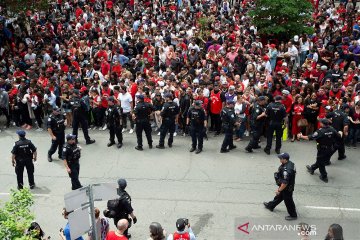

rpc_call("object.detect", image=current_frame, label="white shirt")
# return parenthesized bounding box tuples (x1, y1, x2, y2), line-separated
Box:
(118, 92, 133, 113)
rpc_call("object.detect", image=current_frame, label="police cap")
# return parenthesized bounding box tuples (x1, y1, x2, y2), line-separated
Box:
(194, 100, 202, 106)
(16, 130, 26, 137)
(258, 96, 266, 101)
(164, 93, 173, 99)
(319, 118, 331, 126)
(274, 95, 283, 101)
(117, 178, 127, 190)
(277, 152, 290, 160)
(108, 96, 115, 102)
(66, 134, 76, 141)
(73, 89, 80, 95)
(137, 94, 144, 100)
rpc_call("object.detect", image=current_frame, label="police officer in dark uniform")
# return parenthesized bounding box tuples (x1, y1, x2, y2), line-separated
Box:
(156, 93, 179, 149)
(298, 118, 342, 183)
(220, 99, 239, 153)
(62, 134, 83, 190)
(47, 106, 66, 162)
(106, 96, 123, 148)
(70, 89, 95, 145)
(133, 95, 154, 151)
(104, 178, 137, 239)
(264, 95, 287, 155)
(187, 100, 207, 154)
(245, 96, 267, 153)
(326, 107, 349, 161)
(263, 153, 297, 221)
(11, 130, 37, 189)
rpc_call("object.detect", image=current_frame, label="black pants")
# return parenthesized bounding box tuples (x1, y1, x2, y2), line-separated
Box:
(311, 148, 333, 178)
(265, 122, 283, 151)
(72, 116, 91, 142)
(92, 108, 102, 127)
(334, 137, 346, 159)
(221, 127, 234, 150)
(33, 106, 43, 128)
(122, 112, 134, 129)
(159, 119, 175, 146)
(267, 191, 297, 217)
(247, 126, 262, 150)
(190, 126, 204, 149)
(109, 125, 123, 144)
(68, 162, 82, 190)
(135, 120, 152, 147)
(210, 113, 221, 134)
(0, 107, 10, 127)
(15, 160, 34, 188)
(48, 133, 65, 158)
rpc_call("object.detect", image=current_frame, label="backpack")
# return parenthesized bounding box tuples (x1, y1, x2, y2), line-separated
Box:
(173, 232, 190, 240)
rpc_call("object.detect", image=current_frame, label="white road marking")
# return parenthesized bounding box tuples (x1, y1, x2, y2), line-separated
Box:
(0, 192, 50, 197)
(304, 206, 360, 212)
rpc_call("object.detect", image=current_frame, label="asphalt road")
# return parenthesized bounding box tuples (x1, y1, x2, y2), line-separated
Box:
(0, 127, 359, 240)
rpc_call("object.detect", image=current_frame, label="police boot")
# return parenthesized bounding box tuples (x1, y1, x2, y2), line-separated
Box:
(229, 145, 237, 150)
(245, 146, 253, 153)
(264, 149, 270, 155)
(220, 149, 229, 153)
(306, 165, 314, 175)
(86, 139, 96, 145)
(195, 149, 202, 154)
(189, 147, 196, 152)
(117, 143, 123, 149)
(263, 202, 274, 212)
(338, 155, 347, 160)
(156, 145, 165, 149)
(48, 153, 53, 162)
(135, 146, 143, 151)
(107, 142, 115, 147)
(319, 175, 329, 183)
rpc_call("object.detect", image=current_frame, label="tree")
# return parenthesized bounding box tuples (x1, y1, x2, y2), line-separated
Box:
(249, 0, 314, 40)
(0, 188, 35, 240)
(0, 0, 49, 17)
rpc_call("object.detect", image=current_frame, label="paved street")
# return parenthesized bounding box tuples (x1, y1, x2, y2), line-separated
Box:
(0, 128, 359, 239)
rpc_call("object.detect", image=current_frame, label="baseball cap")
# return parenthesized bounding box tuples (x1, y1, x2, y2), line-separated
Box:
(117, 178, 127, 190)
(16, 130, 26, 137)
(66, 134, 76, 141)
(278, 152, 290, 160)
(176, 218, 187, 231)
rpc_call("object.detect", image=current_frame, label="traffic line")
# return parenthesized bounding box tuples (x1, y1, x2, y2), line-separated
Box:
(0, 192, 50, 197)
(304, 206, 360, 212)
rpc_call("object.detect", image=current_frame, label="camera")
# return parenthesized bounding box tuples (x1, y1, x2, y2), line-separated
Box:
(183, 218, 189, 226)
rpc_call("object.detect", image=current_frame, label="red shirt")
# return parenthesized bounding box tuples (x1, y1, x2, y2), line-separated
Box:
(101, 61, 111, 76)
(106, 231, 128, 240)
(282, 95, 293, 114)
(210, 90, 222, 114)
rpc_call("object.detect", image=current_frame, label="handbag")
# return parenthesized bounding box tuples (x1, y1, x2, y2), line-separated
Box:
(297, 118, 308, 127)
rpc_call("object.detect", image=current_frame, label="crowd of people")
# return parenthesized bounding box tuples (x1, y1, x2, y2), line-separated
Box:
(0, 0, 359, 239)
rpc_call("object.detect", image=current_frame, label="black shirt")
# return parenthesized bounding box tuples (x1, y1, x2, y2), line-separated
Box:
(266, 102, 286, 123)
(47, 114, 65, 134)
(277, 160, 296, 191)
(134, 102, 154, 121)
(251, 103, 266, 126)
(161, 101, 179, 120)
(106, 105, 123, 127)
(187, 107, 206, 127)
(62, 143, 81, 164)
(326, 110, 349, 131)
(11, 138, 37, 161)
(309, 126, 341, 147)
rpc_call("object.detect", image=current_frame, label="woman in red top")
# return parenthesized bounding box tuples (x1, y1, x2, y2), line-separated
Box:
(291, 95, 305, 142)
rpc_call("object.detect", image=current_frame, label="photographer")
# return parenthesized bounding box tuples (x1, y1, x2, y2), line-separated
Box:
(167, 218, 196, 240)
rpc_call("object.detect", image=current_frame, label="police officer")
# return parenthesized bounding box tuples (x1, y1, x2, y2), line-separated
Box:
(298, 118, 342, 183)
(47, 106, 66, 162)
(106, 96, 123, 148)
(245, 96, 267, 153)
(326, 106, 349, 161)
(70, 89, 95, 145)
(263, 153, 297, 221)
(220, 99, 239, 153)
(133, 95, 154, 151)
(187, 100, 207, 154)
(264, 95, 286, 155)
(11, 130, 37, 189)
(104, 178, 137, 239)
(156, 93, 179, 149)
(62, 134, 83, 190)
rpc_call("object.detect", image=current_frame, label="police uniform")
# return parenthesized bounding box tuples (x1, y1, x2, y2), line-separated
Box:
(264, 97, 286, 154)
(62, 135, 82, 190)
(11, 131, 37, 189)
(246, 97, 266, 152)
(220, 100, 237, 152)
(157, 95, 180, 148)
(133, 95, 154, 150)
(106, 101, 123, 148)
(70, 90, 95, 144)
(306, 122, 342, 182)
(187, 103, 206, 153)
(47, 110, 66, 160)
(264, 153, 297, 220)
(326, 109, 349, 160)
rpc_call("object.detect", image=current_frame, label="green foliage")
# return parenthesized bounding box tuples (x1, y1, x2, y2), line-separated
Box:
(1, 0, 49, 16)
(249, 0, 314, 39)
(0, 188, 35, 240)
(197, 16, 214, 40)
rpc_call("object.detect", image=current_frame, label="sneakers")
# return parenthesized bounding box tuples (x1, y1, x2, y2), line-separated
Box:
(86, 139, 96, 145)
(245, 130, 249, 137)
(189, 147, 196, 152)
(157, 132, 160, 136)
(101, 125, 107, 131)
(93, 126, 98, 130)
(173, 132, 177, 137)
(129, 129, 134, 134)
(36, 128, 43, 132)
(306, 165, 314, 175)
(122, 128, 127, 133)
